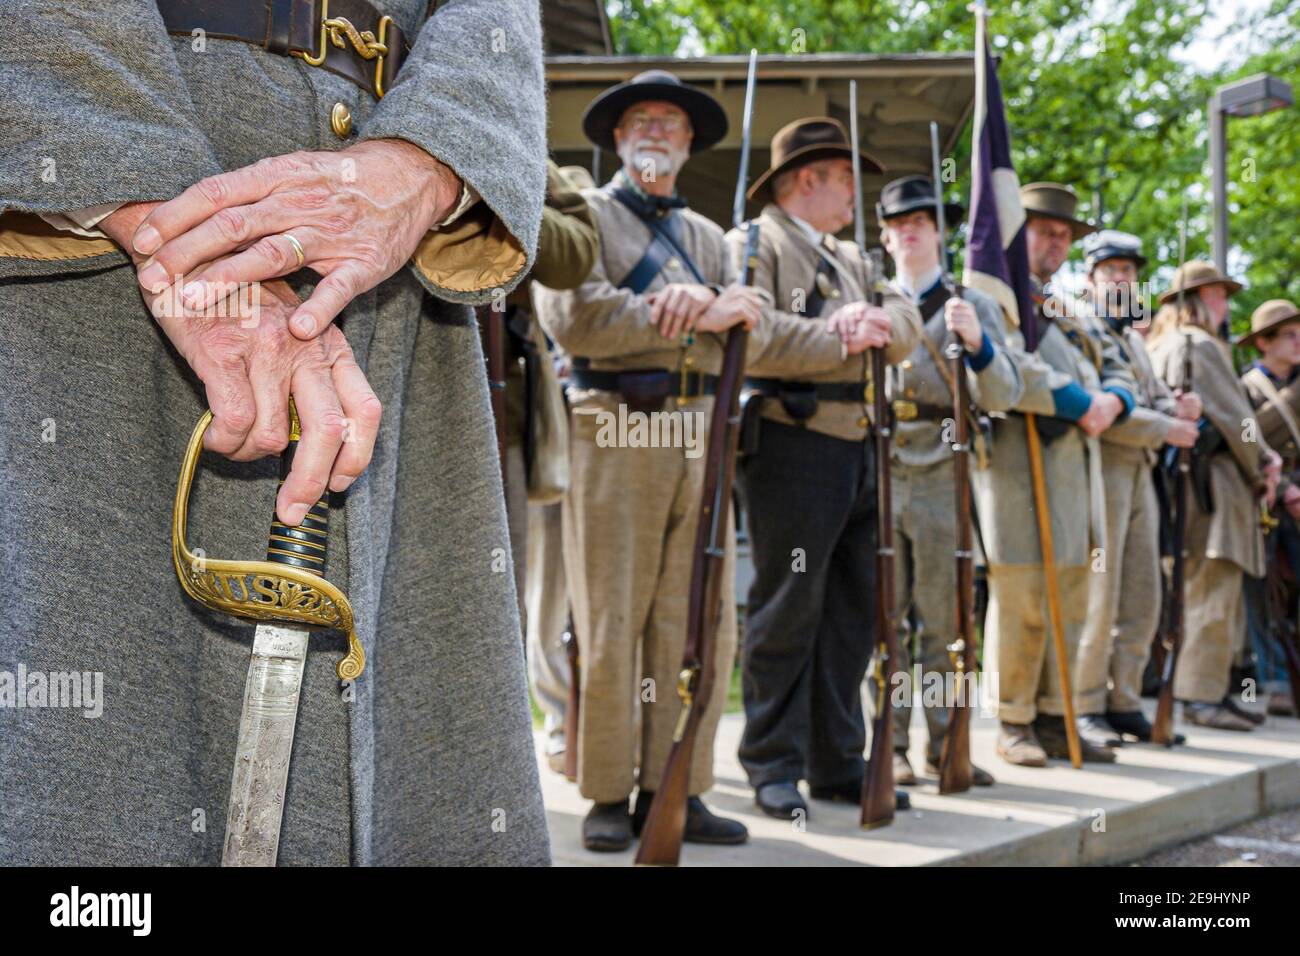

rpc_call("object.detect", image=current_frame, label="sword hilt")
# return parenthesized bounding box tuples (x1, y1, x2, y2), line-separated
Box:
(265, 402, 330, 575)
(172, 402, 365, 680)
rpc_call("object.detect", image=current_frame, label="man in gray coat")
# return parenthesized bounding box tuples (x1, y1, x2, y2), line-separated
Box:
(0, 0, 550, 865)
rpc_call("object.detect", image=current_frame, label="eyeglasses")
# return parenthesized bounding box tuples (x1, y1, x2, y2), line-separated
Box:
(623, 113, 687, 133)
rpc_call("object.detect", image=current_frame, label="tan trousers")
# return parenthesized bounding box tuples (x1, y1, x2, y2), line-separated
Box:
(526, 499, 570, 753)
(891, 460, 957, 760)
(1075, 452, 1161, 714)
(563, 394, 736, 803)
(985, 563, 1090, 724)
(1175, 555, 1244, 703)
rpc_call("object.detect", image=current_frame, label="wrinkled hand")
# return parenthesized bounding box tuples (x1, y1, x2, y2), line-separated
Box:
(104, 202, 381, 527)
(695, 284, 763, 334)
(1165, 418, 1198, 448)
(647, 283, 716, 339)
(1174, 389, 1202, 421)
(1264, 450, 1282, 508)
(944, 298, 983, 352)
(1284, 483, 1300, 520)
(1077, 391, 1123, 438)
(827, 303, 892, 353)
(130, 140, 461, 340)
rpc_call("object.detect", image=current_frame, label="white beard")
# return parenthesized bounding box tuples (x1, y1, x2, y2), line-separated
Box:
(620, 140, 688, 185)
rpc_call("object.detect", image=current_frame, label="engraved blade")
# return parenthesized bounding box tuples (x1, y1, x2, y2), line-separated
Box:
(221, 622, 310, 867)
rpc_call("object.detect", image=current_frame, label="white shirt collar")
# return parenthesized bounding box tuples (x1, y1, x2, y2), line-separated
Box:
(894, 265, 943, 304)
(784, 210, 826, 249)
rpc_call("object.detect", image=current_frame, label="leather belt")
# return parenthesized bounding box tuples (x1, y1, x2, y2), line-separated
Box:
(570, 367, 718, 399)
(156, 0, 410, 99)
(745, 377, 868, 403)
(890, 399, 950, 422)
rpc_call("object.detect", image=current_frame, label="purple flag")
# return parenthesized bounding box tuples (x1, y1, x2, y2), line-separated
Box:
(961, 19, 1039, 350)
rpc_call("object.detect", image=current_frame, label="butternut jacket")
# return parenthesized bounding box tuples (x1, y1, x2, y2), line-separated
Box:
(1242, 364, 1300, 500)
(1094, 317, 1180, 467)
(1150, 327, 1268, 576)
(888, 282, 1025, 469)
(973, 288, 1138, 567)
(532, 183, 768, 388)
(723, 204, 921, 442)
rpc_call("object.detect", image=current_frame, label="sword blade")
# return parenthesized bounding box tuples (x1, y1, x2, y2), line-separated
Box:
(222, 622, 310, 867)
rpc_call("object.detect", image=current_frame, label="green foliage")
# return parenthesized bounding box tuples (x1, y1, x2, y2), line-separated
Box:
(605, 0, 1300, 333)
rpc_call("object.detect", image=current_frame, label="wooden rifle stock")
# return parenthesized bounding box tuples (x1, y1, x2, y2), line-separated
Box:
(562, 611, 580, 782)
(938, 303, 976, 794)
(861, 280, 900, 829)
(634, 223, 758, 866)
(1153, 336, 1194, 745)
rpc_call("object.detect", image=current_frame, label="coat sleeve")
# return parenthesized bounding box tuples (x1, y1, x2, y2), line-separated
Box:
(0, 1, 223, 215)
(527, 163, 598, 292)
(963, 288, 1024, 413)
(1168, 336, 1271, 487)
(1103, 407, 1175, 448)
(1004, 332, 1082, 417)
(728, 226, 846, 377)
(369, 0, 546, 303)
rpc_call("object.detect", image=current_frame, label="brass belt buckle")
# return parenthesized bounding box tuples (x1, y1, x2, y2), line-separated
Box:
(294, 0, 395, 97)
(892, 399, 919, 422)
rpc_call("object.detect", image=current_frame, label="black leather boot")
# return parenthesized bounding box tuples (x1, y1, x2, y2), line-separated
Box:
(582, 799, 632, 852)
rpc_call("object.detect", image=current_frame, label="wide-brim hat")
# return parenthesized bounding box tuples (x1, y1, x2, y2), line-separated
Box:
(1020, 182, 1096, 240)
(581, 70, 728, 154)
(1237, 298, 1300, 350)
(875, 174, 964, 227)
(746, 117, 883, 202)
(1157, 259, 1244, 305)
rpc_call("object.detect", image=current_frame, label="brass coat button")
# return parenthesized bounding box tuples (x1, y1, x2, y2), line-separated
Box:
(330, 102, 354, 139)
(857, 416, 869, 428)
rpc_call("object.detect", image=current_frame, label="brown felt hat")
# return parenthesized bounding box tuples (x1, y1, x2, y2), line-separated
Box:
(1157, 259, 1244, 305)
(1020, 182, 1096, 240)
(1237, 299, 1300, 350)
(746, 117, 883, 202)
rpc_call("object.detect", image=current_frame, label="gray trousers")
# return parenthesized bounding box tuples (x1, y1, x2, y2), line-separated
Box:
(736, 417, 878, 790)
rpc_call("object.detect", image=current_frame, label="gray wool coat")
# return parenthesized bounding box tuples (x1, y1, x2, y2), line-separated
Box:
(0, 0, 551, 865)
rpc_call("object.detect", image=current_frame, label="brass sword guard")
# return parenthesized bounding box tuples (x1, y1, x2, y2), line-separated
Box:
(171, 409, 366, 680)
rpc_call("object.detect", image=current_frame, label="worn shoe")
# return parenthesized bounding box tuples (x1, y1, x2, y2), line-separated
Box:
(545, 750, 566, 775)
(755, 781, 808, 820)
(1078, 713, 1124, 748)
(808, 779, 911, 811)
(582, 800, 632, 852)
(1267, 691, 1297, 717)
(924, 758, 996, 786)
(1107, 709, 1184, 745)
(996, 722, 1047, 767)
(1222, 695, 1266, 726)
(1035, 715, 1116, 763)
(1184, 702, 1255, 732)
(632, 792, 749, 845)
(894, 750, 918, 786)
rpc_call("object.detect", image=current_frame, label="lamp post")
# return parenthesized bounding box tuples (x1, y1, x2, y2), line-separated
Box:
(1209, 73, 1293, 272)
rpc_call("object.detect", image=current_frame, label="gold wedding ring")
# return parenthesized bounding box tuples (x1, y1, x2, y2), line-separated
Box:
(284, 233, 305, 269)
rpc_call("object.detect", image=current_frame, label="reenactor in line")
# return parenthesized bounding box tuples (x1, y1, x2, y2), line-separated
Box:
(983, 183, 1138, 766)
(1147, 262, 1281, 731)
(533, 71, 764, 852)
(874, 174, 1024, 786)
(1072, 231, 1200, 746)
(722, 118, 921, 820)
(1239, 299, 1300, 718)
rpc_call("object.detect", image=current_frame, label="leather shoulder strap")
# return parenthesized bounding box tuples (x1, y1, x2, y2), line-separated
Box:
(1245, 366, 1300, 453)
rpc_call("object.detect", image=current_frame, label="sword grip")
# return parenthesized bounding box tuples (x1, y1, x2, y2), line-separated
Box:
(265, 402, 329, 576)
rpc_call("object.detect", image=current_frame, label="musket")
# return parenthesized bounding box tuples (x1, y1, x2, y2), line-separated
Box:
(852, 79, 901, 828)
(635, 49, 760, 866)
(561, 610, 580, 781)
(481, 304, 508, 482)
(927, 121, 977, 794)
(1153, 194, 1192, 746)
(171, 400, 365, 865)
(860, 246, 901, 828)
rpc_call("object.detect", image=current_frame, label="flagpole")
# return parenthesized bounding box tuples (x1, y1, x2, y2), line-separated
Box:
(969, 0, 1083, 769)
